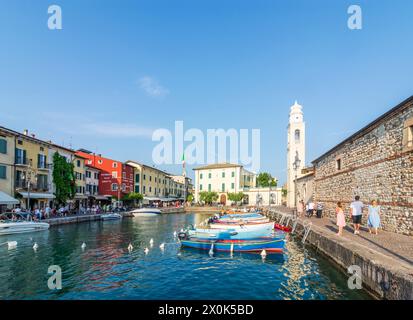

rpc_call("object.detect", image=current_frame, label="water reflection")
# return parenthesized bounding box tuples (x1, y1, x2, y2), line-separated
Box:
(0, 213, 372, 300)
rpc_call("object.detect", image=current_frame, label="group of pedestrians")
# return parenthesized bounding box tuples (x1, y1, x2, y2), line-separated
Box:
(336, 196, 381, 237)
(297, 200, 324, 219)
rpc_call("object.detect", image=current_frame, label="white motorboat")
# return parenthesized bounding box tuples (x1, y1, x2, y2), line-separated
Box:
(209, 221, 274, 232)
(130, 208, 162, 217)
(100, 213, 122, 220)
(0, 221, 50, 236)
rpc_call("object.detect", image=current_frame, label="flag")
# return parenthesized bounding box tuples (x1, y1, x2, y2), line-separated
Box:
(182, 153, 186, 177)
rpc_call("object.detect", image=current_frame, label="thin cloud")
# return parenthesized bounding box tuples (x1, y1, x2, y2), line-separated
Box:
(42, 112, 154, 138)
(138, 76, 170, 98)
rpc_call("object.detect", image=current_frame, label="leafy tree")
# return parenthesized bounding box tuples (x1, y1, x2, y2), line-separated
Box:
(52, 152, 76, 205)
(121, 192, 143, 207)
(187, 194, 194, 202)
(199, 191, 219, 205)
(227, 192, 245, 205)
(256, 172, 277, 188)
(281, 188, 288, 197)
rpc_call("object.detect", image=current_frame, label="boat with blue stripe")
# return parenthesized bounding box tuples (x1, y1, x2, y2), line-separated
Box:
(179, 237, 285, 253)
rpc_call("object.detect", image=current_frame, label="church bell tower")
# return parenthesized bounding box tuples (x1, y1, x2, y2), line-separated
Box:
(286, 101, 306, 208)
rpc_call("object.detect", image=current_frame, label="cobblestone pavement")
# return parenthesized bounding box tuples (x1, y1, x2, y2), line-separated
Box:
(269, 206, 413, 268)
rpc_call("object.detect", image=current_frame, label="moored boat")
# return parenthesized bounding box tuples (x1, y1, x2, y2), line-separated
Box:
(209, 221, 274, 231)
(101, 213, 122, 220)
(130, 208, 162, 217)
(187, 226, 274, 240)
(0, 221, 50, 236)
(180, 237, 285, 253)
(274, 223, 292, 233)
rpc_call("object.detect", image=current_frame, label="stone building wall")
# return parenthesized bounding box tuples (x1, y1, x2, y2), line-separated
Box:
(313, 97, 413, 236)
(295, 173, 315, 207)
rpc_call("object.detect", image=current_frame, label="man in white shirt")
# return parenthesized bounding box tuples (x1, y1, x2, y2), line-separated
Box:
(307, 201, 315, 217)
(350, 196, 364, 235)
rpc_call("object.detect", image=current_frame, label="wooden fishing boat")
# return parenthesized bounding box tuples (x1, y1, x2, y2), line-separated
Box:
(187, 226, 274, 240)
(180, 237, 285, 253)
(274, 223, 292, 233)
(213, 217, 270, 224)
(209, 221, 274, 231)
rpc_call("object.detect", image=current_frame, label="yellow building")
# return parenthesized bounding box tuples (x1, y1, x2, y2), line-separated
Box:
(73, 154, 87, 208)
(0, 127, 55, 209)
(125, 160, 170, 198)
(0, 127, 16, 198)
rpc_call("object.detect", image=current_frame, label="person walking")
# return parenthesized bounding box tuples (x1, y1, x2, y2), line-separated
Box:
(336, 202, 346, 236)
(45, 205, 51, 219)
(316, 202, 323, 218)
(350, 196, 364, 235)
(307, 201, 315, 218)
(367, 200, 381, 235)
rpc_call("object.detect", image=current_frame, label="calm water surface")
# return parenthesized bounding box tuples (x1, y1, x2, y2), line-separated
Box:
(0, 213, 371, 300)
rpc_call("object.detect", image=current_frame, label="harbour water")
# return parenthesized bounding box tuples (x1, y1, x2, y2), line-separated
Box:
(0, 212, 371, 300)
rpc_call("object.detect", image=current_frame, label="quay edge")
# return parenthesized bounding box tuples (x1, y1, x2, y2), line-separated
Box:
(266, 210, 413, 300)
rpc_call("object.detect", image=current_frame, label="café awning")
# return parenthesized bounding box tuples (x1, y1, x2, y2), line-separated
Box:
(18, 192, 55, 199)
(0, 191, 19, 205)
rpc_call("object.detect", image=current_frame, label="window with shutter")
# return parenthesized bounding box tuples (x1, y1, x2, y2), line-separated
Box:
(0, 165, 6, 179)
(0, 138, 7, 154)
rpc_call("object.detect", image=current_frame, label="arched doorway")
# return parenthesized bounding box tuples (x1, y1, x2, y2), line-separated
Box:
(220, 194, 227, 205)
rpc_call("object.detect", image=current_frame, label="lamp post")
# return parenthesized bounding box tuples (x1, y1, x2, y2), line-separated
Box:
(292, 152, 301, 210)
(25, 159, 35, 213)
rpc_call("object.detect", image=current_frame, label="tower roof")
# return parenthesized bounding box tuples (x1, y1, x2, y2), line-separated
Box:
(290, 100, 303, 114)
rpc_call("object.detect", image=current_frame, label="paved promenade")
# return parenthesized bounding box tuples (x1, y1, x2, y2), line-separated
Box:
(265, 206, 413, 300)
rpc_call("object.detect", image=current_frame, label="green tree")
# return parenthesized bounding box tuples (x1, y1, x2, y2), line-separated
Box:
(256, 172, 277, 188)
(227, 192, 245, 205)
(199, 191, 219, 205)
(52, 152, 76, 205)
(187, 194, 194, 203)
(121, 192, 143, 206)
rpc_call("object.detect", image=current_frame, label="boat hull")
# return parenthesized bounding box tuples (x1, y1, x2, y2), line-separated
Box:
(131, 208, 162, 217)
(188, 227, 273, 240)
(101, 213, 122, 220)
(180, 238, 284, 253)
(209, 221, 274, 231)
(0, 222, 50, 236)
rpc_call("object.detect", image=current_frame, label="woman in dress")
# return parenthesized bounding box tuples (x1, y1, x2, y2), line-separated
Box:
(336, 202, 346, 236)
(367, 200, 381, 235)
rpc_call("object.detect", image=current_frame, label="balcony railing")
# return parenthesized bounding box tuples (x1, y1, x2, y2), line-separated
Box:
(15, 180, 27, 189)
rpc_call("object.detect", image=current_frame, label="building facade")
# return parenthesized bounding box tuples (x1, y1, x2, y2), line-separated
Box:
(295, 169, 315, 207)
(0, 128, 15, 198)
(126, 160, 185, 198)
(77, 150, 134, 200)
(6, 128, 55, 209)
(73, 154, 87, 208)
(286, 101, 306, 208)
(193, 163, 256, 205)
(243, 187, 283, 207)
(312, 96, 413, 236)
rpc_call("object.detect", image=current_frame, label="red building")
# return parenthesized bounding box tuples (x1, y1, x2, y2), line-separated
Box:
(76, 149, 134, 200)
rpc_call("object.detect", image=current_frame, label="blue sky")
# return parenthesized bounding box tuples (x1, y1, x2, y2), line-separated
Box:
(1, 0, 412, 185)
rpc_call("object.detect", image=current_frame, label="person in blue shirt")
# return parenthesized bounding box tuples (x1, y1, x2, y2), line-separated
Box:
(367, 200, 381, 235)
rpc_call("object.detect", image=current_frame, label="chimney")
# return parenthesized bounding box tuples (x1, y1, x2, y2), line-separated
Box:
(23, 129, 28, 135)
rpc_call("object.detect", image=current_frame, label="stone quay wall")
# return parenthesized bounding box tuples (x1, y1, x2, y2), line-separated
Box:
(313, 98, 413, 236)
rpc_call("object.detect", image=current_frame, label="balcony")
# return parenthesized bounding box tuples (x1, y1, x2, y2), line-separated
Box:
(36, 183, 49, 192)
(15, 179, 27, 189)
